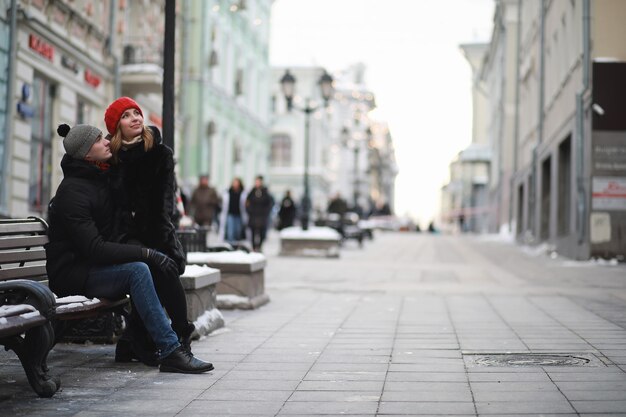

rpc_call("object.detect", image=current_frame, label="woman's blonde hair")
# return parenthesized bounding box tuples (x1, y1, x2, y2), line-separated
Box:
(109, 124, 155, 163)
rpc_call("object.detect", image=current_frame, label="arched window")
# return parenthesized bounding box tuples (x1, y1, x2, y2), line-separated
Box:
(270, 134, 291, 167)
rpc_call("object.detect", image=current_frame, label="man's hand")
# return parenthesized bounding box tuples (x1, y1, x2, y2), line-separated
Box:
(142, 248, 179, 279)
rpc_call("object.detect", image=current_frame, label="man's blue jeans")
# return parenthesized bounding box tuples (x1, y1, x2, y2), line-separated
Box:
(85, 262, 179, 358)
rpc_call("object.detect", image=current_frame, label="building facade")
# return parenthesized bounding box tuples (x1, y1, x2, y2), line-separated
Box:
(180, 0, 272, 196)
(0, 0, 13, 215)
(480, 0, 519, 234)
(441, 43, 491, 233)
(444, 0, 626, 260)
(269, 66, 334, 215)
(2, 0, 114, 218)
(514, 0, 626, 259)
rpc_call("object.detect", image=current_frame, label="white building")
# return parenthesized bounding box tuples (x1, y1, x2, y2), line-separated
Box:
(3, 0, 114, 218)
(180, 0, 273, 194)
(269, 66, 334, 215)
(269, 63, 397, 219)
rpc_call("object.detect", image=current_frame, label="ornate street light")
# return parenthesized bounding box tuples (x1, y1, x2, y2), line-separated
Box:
(280, 69, 334, 230)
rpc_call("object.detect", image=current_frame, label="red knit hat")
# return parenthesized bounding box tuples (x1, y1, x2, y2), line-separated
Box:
(104, 96, 143, 135)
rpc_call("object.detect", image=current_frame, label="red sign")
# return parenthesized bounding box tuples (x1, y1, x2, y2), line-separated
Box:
(149, 114, 162, 128)
(84, 69, 101, 88)
(29, 34, 54, 61)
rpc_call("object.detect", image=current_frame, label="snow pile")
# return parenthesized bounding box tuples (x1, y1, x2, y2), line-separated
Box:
(182, 264, 220, 277)
(558, 257, 621, 267)
(55, 295, 91, 304)
(193, 308, 224, 334)
(280, 226, 341, 241)
(0, 304, 37, 316)
(56, 303, 85, 312)
(187, 251, 265, 265)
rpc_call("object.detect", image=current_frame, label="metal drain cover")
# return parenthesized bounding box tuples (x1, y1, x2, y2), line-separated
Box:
(464, 353, 599, 367)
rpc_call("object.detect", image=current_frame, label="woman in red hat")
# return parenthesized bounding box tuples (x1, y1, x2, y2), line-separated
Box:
(104, 96, 195, 365)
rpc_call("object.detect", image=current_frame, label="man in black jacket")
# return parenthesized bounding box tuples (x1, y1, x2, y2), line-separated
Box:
(46, 123, 213, 374)
(246, 175, 273, 252)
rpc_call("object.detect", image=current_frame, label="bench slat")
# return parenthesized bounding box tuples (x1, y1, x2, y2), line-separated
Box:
(0, 248, 47, 265)
(0, 314, 47, 338)
(0, 304, 38, 317)
(55, 297, 129, 320)
(0, 235, 49, 250)
(0, 265, 47, 282)
(0, 222, 47, 236)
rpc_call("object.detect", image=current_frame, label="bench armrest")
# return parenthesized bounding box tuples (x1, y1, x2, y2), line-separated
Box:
(0, 279, 57, 320)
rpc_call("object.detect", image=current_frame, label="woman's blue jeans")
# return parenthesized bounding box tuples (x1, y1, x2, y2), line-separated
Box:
(85, 262, 179, 358)
(225, 214, 243, 243)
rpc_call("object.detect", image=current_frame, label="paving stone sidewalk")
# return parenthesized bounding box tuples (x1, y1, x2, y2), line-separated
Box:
(1, 232, 625, 416)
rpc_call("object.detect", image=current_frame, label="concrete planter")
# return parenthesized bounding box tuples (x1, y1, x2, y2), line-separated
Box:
(180, 265, 224, 336)
(187, 252, 270, 310)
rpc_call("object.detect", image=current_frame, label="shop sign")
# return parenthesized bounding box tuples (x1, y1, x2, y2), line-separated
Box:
(592, 177, 626, 211)
(29, 34, 54, 61)
(84, 69, 101, 88)
(61, 56, 79, 74)
(149, 114, 162, 128)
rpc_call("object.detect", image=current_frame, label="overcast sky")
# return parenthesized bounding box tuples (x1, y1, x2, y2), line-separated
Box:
(269, 0, 495, 226)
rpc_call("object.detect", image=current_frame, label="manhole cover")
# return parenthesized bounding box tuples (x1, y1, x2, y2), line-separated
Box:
(464, 353, 599, 367)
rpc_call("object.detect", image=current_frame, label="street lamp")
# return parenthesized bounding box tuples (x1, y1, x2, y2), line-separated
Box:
(280, 69, 334, 230)
(342, 126, 369, 214)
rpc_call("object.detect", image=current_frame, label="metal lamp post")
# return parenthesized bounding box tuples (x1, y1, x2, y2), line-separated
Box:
(280, 70, 334, 230)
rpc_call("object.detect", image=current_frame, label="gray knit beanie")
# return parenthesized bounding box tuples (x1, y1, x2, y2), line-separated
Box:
(57, 123, 102, 159)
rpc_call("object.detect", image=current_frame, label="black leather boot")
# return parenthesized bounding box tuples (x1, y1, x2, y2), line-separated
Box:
(178, 323, 196, 352)
(160, 346, 214, 374)
(115, 321, 158, 367)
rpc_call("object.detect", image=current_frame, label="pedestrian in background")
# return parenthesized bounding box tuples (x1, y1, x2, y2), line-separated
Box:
(105, 96, 195, 364)
(327, 192, 349, 237)
(219, 177, 247, 244)
(47, 123, 212, 374)
(277, 190, 297, 230)
(246, 175, 273, 252)
(190, 175, 221, 229)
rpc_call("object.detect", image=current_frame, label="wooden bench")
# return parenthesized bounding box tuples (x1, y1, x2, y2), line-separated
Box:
(0, 217, 129, 398)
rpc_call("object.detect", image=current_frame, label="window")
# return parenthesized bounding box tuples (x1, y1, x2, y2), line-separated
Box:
(234, 68, 244, 96)
(270, 134, 291, 167)
(233, 141, 242, 164)
(29, 75, 54, 213)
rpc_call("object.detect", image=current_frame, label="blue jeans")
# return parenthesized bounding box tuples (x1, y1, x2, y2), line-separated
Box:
(85, 262, 179, 358)
(225, 214, 242, 243)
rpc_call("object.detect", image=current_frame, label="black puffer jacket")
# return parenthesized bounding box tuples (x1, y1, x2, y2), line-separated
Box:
(117, 127, 186, 273)
(45, 155, 144, 297)
(246, 186, 273, 229)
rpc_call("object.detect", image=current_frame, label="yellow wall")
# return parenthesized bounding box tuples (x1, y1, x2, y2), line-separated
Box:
(592, 0, 626, 60)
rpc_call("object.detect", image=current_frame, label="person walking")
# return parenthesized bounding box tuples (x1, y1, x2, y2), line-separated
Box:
(246, 175, 273, 252)
(104, 96, 195, 363)
(277, 190, 297, 230)
(219, 177, 248, 244)
(190, 175, 221, 229)
(327, 192, 349, 237)
(46, 123, 213, 374)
